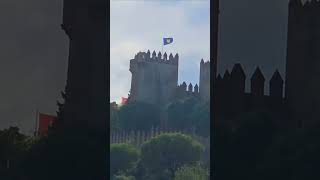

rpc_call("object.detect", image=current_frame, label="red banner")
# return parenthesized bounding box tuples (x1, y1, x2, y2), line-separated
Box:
(121, 97, 128, 105)
(38, 113, 57, 136)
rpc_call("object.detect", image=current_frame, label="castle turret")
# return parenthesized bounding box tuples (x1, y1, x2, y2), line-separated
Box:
(251, 67, 265, 96)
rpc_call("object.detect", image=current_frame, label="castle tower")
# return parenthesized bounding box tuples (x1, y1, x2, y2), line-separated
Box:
(129, 51, 179, 106)
(199, 59, 210, 101)
(60, 0, 107, 131)
(285, 0, 320, 127)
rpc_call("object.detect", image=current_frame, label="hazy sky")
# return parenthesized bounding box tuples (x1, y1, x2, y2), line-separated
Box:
(110, 0, 210, 103)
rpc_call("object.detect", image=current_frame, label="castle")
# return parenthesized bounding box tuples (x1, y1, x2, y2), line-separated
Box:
(127, 50, 210, 106)
(126, 0, 320, 129)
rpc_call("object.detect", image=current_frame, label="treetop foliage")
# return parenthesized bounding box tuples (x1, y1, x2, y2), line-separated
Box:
(174, 163, 209, 180)
(110, 143, 140, 176)
(117, 102, 161, 131)
(140, 133, 204, 179)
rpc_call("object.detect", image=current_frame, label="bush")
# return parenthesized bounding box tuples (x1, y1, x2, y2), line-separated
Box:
(167, 97, 199, 130)
(110, 143, 140, 176)
(174, 164, 209, 180)
(141, 133, 204, 179)
(118, 102, 161, 131)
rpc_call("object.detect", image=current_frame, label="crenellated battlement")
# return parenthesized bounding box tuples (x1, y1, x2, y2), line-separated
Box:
(133, 50, 179, 65)
(215, 63, 284, 98)
(175, 82, 200, 99)
(200, 59, 210, 67)
(177, 82, 200, 94)
(214, 63, 288, 129)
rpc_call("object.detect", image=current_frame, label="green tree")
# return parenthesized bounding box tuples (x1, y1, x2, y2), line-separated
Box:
(167, 97, 200, 130)
(110, 102, 120, 130)
(118, 102, 161, 131)
(174, 164, 209, 180)
(0, 127, 31, 179)
(110, 143, 140, 176)
(189, 101, 210, 137)
(141, 133, 204, 179)
(21, 127, 107, 180)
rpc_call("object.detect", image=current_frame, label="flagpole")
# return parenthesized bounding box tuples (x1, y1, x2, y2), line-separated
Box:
(162, 44, 163, 55)
(162, 37, 164, 54)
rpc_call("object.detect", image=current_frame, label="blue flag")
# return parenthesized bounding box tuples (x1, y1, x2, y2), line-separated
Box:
(163, 37, 173, 45)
